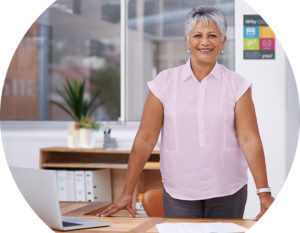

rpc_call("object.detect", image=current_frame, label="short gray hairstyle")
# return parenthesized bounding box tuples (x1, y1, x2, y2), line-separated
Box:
(185, 5, 227, 41)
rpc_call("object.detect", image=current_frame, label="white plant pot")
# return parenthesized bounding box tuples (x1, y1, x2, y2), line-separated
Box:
(79, 128, 97, 148)
(67, 122, 80, 148)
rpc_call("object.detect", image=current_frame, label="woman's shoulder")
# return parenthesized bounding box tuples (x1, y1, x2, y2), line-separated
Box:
(220, 64, 252, 101)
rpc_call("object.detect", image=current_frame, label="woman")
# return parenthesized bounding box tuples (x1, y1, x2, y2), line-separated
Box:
(98, 5, 274, 220)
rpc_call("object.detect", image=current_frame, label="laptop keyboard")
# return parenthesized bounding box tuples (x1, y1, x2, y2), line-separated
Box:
(62, 221, 82, 227)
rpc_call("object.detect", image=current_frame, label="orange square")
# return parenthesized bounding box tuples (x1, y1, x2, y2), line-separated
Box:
(259, 26, 275, 38)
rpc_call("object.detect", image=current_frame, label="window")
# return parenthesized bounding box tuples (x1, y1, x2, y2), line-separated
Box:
(127, 0, 234, 120)
(0, 0, 234, 122)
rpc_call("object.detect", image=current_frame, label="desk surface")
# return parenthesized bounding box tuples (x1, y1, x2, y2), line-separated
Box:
(55, 202, 256, 233)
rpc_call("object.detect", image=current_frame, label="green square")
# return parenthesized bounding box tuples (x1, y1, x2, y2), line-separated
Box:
(244, 38, 259, 50)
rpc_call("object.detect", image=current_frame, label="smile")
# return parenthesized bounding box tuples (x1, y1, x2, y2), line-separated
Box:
(197, 48, 213, 53)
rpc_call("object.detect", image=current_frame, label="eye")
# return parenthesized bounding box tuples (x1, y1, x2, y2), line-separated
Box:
(193, 34, 201, 38)
(209, 34, 217, 38)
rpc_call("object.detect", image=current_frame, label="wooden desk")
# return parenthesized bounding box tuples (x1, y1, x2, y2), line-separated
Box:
(55, 202, 256, 233)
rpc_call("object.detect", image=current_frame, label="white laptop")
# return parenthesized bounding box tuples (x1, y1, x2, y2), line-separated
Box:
(10, 167, 110, 231)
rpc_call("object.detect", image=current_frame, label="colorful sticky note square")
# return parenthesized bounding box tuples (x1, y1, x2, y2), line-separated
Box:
(244, 38, 259, 50)
(259, 26, 275, 38)
(244, 26, 259, 38)
(260, 38, 275, 50)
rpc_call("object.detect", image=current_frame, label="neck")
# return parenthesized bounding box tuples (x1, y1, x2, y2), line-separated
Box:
(190, 58, 216, 82)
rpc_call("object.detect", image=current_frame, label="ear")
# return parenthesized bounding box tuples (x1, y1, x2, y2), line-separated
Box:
(185, 36, 189, 49)
(221, 36, 227, 49)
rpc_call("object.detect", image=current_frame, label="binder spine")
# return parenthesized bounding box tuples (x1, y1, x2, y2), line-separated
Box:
(56, 169, 112, 202)
(56, 170, 67, 201)
(85, 171, 94, 202)
(66, 170, 75, 201)
(74, 171, 86, 201)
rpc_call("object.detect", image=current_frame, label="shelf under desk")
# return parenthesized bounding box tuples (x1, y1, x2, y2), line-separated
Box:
(40, 147, 160, 169)
(40, 147, 162, 206)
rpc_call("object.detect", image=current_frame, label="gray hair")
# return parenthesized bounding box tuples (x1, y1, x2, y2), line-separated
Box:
(185, 5, 227, 41)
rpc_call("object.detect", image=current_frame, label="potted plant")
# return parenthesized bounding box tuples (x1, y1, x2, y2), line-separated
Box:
(51, 79, 104, 148)
(52, 79, 103, 121)
(78, 116, 102, 148)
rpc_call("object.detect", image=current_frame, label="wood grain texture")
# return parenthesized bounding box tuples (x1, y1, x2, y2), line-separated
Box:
(41, 147, 159, 154)
(52, 202, 256, 233)
(40, 147, 160, 170)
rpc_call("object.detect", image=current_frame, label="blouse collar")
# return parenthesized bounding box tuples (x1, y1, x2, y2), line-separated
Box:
(181, 58, 221, 82)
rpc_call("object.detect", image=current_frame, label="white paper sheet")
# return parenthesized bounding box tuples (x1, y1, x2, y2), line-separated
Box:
(156, 222, 248, 233)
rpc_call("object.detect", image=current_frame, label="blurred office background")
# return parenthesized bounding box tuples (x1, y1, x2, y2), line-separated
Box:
(0, 0, 235, 121)
(0, 0, 299, 219)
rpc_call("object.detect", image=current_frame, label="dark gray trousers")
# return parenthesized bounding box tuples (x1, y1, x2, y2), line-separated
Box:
(163, 185, 247, 219)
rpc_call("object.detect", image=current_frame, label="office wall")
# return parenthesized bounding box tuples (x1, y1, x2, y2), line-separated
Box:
(235, 1, 299, 218)
(285, 59, 300, 176)
(2, 125, 66, 168)
(1, 122, 140, 169)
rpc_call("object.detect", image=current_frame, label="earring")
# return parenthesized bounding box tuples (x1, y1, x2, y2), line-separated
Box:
(187, 49, 190, 54)
(221, 49, 224, 54)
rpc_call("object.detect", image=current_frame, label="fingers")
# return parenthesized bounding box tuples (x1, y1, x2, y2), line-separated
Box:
(254, 211, 264, 221)
(100, 207, 118, 217)
(255, 196, 275, 221)
(96, 204, 139, 218)
(127, 206, 139, 218)
(96, 204, 119, 217)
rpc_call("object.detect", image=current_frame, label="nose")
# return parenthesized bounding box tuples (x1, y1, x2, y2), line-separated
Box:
(200, 37, 209, 46)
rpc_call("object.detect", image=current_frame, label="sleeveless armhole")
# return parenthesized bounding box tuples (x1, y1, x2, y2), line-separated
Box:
(235, 74, 252, 102)
(147, 72, 165, 104)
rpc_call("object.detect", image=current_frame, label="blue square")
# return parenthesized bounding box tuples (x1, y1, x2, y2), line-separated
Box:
(244, 26, 259, 38)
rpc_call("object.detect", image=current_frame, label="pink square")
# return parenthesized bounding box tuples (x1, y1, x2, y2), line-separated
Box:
(260, 38, 275, 50)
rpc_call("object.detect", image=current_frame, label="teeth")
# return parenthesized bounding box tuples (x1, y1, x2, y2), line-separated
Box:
(198, 48, 212, 53)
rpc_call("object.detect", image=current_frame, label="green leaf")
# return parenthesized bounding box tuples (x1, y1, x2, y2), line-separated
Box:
(77, 80, 86, 117)
(50, 100, 77, 120)
(52, 78, 103, 121)
(73, 80, 79, 97)
(87, 88, 102, 113)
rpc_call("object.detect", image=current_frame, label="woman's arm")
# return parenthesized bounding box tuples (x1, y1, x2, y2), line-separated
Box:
(235, 88, 274, 220)
(97, 90, 164, 217)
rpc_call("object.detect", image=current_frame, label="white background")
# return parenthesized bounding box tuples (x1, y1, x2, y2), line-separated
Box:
(0, 0, 299, 232)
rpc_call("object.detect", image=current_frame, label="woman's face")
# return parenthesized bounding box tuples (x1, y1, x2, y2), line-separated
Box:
(186, 21, 226, 66)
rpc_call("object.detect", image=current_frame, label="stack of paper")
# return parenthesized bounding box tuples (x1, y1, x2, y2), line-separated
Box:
(156, 222, 248, 233)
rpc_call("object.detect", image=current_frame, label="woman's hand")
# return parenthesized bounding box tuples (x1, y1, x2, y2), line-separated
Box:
(255, 193, 275, 221)
(96, 193, 138, 218)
